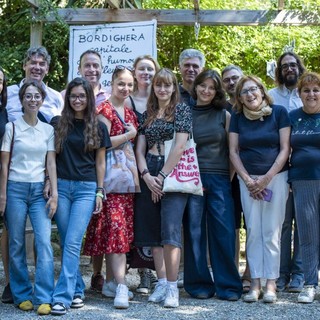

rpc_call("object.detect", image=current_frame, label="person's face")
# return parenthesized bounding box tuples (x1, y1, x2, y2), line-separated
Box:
(69, 85, 87, 117)
(112, 70, 134, 101)
(196, 78, 216, 105)
(280, 55, 300, 87)
(0, 71, 4, 94)
(154, 80, 175, 104)
(78, 53, 102, 86)
(300, 82, 320, 112)
(179, 57, 202, 85)
(23, 54, 49, 83)
(115, 150, 126, 163)
(239, 80, 264, 111)
(134, 59, 156, 87)
(22, 85, 43, 114)
(222, 69, 242, 96)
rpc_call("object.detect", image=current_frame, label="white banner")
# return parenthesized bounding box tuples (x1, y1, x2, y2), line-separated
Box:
(68, 20, 157, 88)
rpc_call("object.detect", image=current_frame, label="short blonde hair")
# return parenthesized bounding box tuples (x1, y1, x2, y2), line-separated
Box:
(234, 75, 273, 113)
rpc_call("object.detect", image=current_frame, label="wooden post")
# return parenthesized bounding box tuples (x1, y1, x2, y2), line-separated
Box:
(27, 0, 43, 46)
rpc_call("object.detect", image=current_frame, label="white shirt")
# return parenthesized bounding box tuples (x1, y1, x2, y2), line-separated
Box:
(1, 116, 55, 182)
(7, 79, 64, 122)
(268, 85, 303, 112)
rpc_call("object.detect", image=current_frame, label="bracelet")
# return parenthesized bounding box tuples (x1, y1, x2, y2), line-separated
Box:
(159, 170, 167, 179)
(96, 187, 105, 193)
(45, 175, 50, 181)
(124, 133, 128, 142)
(140, 168, 149, 178)
(96, 192, 104, 199)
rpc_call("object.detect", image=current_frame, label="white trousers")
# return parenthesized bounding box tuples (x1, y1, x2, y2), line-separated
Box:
(239, 171, 289, 279)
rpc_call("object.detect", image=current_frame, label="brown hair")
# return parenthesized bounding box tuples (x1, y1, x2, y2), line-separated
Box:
(234, 75, 273, 113)
(144, 68, 180, 127)
(297, 72, 320, 94)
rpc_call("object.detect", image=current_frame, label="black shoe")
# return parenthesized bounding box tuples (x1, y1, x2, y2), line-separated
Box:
(71, 295, 84, 308)
(1, 284, 14, 304)
(51, 302, 67, 316)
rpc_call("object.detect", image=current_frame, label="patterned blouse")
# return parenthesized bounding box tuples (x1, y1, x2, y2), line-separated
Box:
(139, 102, 192, 153)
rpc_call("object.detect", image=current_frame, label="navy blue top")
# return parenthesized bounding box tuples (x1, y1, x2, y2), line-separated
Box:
(229, 104, 290, 175)
(289, 107, 320, 181)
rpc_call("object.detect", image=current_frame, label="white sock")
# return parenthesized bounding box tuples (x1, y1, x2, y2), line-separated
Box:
(158, 278, 167, 286)
(167, 280, 178, 289)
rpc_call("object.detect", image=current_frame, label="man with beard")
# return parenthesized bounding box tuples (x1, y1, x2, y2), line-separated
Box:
(178, 49, 205, 107)
(269, 52, 306, 293)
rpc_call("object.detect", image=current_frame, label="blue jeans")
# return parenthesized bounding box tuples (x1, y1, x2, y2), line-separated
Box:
(52, 179, 96, 307)
(279, 192, 304, 281)
(5, 181, 54, 305)
(183, 174, 242, 300)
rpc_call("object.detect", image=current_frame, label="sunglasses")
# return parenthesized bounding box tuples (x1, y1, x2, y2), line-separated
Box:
(113, 65, 134, 75)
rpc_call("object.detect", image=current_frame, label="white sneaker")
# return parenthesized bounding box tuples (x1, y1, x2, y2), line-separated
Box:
(102, 280, 133, 300)
(148, 283, 167, 303)
(164, 286, 179, 308)
(298, 285, 316, 303)
(114, 284, 129, 309)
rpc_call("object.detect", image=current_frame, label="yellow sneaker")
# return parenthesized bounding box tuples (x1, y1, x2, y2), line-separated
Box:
(18, 300, 33, 311)
(37, 303, 51, 315)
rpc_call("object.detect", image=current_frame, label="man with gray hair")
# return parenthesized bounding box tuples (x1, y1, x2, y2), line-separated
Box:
(178, 48, 205, 106)
(6, 46, 63, 122)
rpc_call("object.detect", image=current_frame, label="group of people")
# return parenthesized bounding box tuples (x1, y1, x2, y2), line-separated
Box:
(0, 44, 319, 317)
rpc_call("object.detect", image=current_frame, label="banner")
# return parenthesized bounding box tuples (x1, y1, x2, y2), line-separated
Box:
(68, 20, 157, 87)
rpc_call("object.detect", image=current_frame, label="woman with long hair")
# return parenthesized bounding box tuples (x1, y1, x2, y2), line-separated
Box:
(183, 69, 242, 301)
(135, 68, 192, 308)
(83, 66, 138, 309)
(50, 77, 110, 316)
(0, 80, 57, 315)
(229, 75, 290, 303)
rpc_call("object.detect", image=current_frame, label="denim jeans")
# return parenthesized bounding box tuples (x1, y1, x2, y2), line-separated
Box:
(52, 179, 96, 308)
(5, 181, 54, 305)
(183, 173, 242, 300)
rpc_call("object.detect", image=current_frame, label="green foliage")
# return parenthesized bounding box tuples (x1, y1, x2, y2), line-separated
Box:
(0, 0, 320, 90)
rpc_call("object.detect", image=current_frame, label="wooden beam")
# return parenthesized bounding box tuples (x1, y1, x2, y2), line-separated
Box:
(106, 0, 120, 9)
(44, 9, 320, 26)
(278, 0, 285, 11)
(25, 0, 40, 9)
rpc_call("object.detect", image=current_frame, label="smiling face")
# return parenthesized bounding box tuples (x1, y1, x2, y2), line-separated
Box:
(69, 85, 87, 118)
(22, 85, 43, 115)
(111, 69, 134, 101)
(154, 80, 175, 105)
(239, 80, 264, 111)
(78, 53, 102, 87)
(23, 54, 49, 84)
(300, 82, 320, 113)
(180, 57, 202, 85)
(134, 59, 156, 87)
(222, 69, 242, 97)
(196, 78, 216, 105)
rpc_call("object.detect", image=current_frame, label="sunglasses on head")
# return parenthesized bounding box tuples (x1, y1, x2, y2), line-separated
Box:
(113, 65, 134, 74)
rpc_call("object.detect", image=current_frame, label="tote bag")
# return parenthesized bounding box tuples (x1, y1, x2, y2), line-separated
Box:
(163, 133, 203, 196)
(104, 141, 141, 194)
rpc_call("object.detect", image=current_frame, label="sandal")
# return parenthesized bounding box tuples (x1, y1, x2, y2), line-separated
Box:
(242, 277, 251, 294)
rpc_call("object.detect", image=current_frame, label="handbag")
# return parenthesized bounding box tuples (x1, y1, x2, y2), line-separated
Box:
(104, 109, 140, 194)
(127, 246, 155, 270)
(163, 132, 203, 196)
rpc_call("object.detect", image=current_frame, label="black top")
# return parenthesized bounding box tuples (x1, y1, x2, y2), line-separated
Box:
(51, 117, 111, 181)
(193, 104, 229, 174)
(0, 108, 8, 142)
(179, 84, 196, 108)
(129, 95, 143, 124)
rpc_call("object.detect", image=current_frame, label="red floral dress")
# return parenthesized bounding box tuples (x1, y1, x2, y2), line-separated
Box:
(83, 100, 138, 254)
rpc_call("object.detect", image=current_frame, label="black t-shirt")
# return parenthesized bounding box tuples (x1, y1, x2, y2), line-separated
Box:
(0, 107, 8, 142)
(51, 117, 111, 181)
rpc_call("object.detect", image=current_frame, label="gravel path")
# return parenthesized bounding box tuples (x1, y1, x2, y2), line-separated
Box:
(1, 257, 320, 319)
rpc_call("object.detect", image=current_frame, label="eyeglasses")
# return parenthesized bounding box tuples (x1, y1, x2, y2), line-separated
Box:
(222, 75, 240, 84)
(113, 65, 134, 74)
(69, 94, 87, 101)
(240, 86, 260, 96)
(24, 93, 42, 101)
(281, 62, 298, 71)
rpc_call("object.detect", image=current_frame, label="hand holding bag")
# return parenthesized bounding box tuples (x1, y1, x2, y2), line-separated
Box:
(163, 132, 203, 196)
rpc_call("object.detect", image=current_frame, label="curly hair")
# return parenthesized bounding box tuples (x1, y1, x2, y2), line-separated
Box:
(55, 77, 100, 153)
(234, 75, 274, 113)
(144, 68, 180, 127)
(275, 52, 306, 85)
(191, 69, 227, 109)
